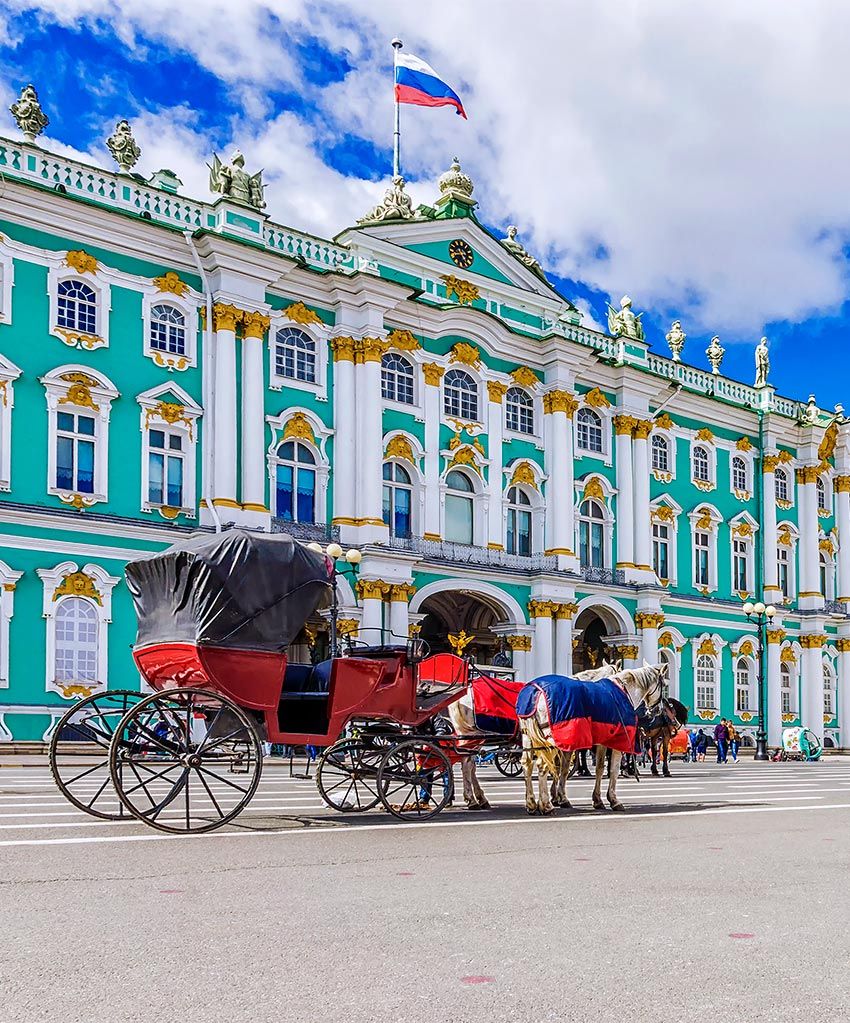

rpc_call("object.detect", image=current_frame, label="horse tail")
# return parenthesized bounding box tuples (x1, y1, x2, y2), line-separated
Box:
(522, 711, 560, 777)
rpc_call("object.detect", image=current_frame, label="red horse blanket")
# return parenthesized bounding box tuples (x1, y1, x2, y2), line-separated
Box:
(517, 674, 638, 753)
(470, 674, 525, 735)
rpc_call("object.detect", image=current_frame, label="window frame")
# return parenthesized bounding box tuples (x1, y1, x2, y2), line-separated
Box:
(575, 406, 605, 456)
(0, 238, 15, 326)
(823, 659, 836, 717)
(381, 351, 416, 407)
(268, 316, 328, 399)
(273, 439, 319, 524)
(137, 385, 202, 519)
(265, 411, 331, 522)
(692, 443, 713, 486)
(577, 497, 608, 570)
(651, 433, 670, 473)
(735, 657, 754, 713)
(442, 467, 482, 546)
(0, 559, 22, 689)
(382, 459, 416, 539)
(695, 654, 719, 711)
(443, 368, 480, 423)
(48, 261, 111, 350)
(505, 484, 535, 556)
(775, 466, 792, 505)
(731, 455, 750, 495)
(142, 290, 199, 372)
(505, 386, 535, 437)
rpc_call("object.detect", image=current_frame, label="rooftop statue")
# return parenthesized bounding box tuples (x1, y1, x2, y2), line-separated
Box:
(706, 335, 725, 374)
(209, 149, 266, 210)
(665, 319, 686, 361)
(9, 83, 49, 143)
(357, 175, 415, 224)
(502, 226, 545, 279)
(106, 119, 141, 174)
(607, 295, 645, 341)
(754, 336, 770, 389)
(803, 394, 818, 424)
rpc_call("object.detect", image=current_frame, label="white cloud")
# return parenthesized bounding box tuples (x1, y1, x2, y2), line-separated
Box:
(6, 0, 850, 337)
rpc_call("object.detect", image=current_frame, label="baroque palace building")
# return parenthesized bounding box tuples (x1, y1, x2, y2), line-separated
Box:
(1, 93, 849, 747)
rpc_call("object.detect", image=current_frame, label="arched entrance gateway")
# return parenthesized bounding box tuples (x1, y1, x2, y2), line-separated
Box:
(417, 590, 507, 664)
(572, 599, 637, 674)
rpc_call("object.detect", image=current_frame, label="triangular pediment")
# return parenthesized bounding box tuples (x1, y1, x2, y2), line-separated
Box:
(338, 215, 573, 309)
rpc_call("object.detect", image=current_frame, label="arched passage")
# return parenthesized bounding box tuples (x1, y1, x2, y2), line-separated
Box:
(411, 580, 523, 665)
(573, 597, 634, 673)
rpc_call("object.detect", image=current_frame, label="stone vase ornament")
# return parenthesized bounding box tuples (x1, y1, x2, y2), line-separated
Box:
(706, 335, 725, 374)
(106, 120, 141, 174)
(9, 83, 49, 143)
(666, 320, 686, 361)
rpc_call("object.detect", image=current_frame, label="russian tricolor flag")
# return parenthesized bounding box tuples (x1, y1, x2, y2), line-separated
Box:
(395, 52, 467, 119)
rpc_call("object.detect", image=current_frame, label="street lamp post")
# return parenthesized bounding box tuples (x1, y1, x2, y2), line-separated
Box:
(307, 542, 361, 658)
(742, 599, 776, 761)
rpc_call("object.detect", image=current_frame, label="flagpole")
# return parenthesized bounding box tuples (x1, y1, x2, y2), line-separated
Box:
(391, 37, 402, 178)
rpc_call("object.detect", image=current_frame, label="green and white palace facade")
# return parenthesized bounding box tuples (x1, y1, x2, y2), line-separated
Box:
(0, 117, 849, 748)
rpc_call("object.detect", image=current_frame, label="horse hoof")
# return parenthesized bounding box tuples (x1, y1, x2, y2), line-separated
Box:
(592, 800, 605, 811)
(479, 800, 492, 810)
(525, 803, 538, 815)
(541, 805, 555, 816)
(610, 802, 626, 813)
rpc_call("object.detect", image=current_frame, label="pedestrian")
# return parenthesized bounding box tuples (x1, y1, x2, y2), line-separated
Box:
(688, 728, 699, 763)
(696, 728, 708, 762)
(728, 723, 740, 763)
(714, 718, 729, 763)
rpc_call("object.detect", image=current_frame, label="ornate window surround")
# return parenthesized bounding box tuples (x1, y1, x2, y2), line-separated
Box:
(47, 252, 114, 351)
(503, 384, 541, 442)
(776, 520, 799, 602)
(137, 384, 203, 519)
(41, 365, 119, 509)
(657, 625, 686, 699)
(266, 408, 332, 523)
(690, 437, 717, 492)
(689, 633, 728, 715)
(268, 313, 330, 400)
(439, 464, 487, 547)
(0, 235, 15, 326)
(651, 432, 676, 482)
(573, 474, 616, 570)
(37, 561, 120, 700)
(141, 283, 200, 372)
(688, 503, 722, 593)
(650, 497, 682, 587)
(574, 400, 612, 464)
(729, 512, 759, 597)
(779, 641, 801, 715)
(500, 472, 545, 555)
(382, 454, 424, 538)
(0, 353, 21, 492)
(729, 448, 754, 500)
(0, 560, 22, 689)
(442, 365, 482, 425)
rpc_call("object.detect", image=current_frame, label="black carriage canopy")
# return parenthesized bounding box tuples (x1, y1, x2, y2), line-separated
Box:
(125, 529, 332, 652)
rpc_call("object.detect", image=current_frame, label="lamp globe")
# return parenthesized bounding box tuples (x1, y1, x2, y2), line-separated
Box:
(753, 601, 766, 615)
(742, 602, 754, 615)
(307, 542, 323, 553)
(326, 542, 343, 560)
(345, 549, 362, 565)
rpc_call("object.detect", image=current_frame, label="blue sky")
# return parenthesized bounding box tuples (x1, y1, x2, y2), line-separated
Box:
(2, 1, 849, 411)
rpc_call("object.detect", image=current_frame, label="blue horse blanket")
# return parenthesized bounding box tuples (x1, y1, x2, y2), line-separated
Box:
(516, 674, 638, 753)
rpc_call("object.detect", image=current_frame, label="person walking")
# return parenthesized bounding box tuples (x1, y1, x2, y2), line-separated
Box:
(728, 722, 740, 763)
(696, 728, 708, 762)
(714, 718, 729, 764)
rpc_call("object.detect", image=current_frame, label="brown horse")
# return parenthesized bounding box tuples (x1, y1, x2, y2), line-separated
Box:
(642, 697, 689, 777)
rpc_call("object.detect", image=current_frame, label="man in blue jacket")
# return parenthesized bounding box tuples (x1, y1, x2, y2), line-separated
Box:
(714, 719, 729, 764)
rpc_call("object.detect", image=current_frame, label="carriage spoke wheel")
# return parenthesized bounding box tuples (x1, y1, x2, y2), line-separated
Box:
(316, 738, 383, 812)
(49, 690, 145, 820)
(109, 687, 262, 834)
(377, 739, 454, 822)
(494, 748, 523, 778)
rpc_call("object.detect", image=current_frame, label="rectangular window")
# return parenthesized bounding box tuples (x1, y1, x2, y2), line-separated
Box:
(652, 523, 669, 580)
(696, 685, 714, 710)
(733, 538, 748, 591)
(148, 429, 184, 507)
(56, 411, 95, 494)
(778, 549, 789, 597)
(694, 532, 710, 586)
(781, 689, 791, 714)
(507, 509, 531, 556)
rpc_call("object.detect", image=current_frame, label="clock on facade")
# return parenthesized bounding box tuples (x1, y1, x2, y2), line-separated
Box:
(448, 239, 474, 269)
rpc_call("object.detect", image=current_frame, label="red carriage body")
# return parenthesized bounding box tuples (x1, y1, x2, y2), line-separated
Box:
(126, 531, 467, 746)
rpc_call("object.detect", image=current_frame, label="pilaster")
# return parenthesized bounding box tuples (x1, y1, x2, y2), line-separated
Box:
(766, 626, 785, 746)
(797, 465, 824, 610)
(835, 476, 850, 604)
(613, 414, 635, 574)
(211, 302, 240, 515)
(761, 455, 780, 599)
(240, 310, 271, 527)
(330, 336, 357, 540)
(631, 418, 655, 584)
(486, 381, 506, 549)
(800, 626, 827, 740)
(422, 363, 444, 541)
(635, 609, 665, 665)
(542, 389, 579, 572)
(837, 632, 850, 748)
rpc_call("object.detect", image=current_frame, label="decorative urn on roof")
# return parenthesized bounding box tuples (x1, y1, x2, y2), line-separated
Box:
(438, 156, 474, 203)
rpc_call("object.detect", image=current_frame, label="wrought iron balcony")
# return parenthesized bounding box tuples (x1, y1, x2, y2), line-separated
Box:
(386, 535, 557, 573)
(824, 599, 848, 616)
(579, 565, 627, 585)
(270, 519, 340, 542)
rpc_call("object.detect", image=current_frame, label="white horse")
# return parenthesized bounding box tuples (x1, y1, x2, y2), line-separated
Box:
(520, 662, 668, 815)
(446, 662, 621, 810)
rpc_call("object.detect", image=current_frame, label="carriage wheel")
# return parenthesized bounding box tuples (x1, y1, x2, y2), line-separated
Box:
(377, 739, 454, 821)
(109, 687, 262, 834)
(494, 748, 523, 778)
(49, 689, 145, 820)
(316, 738, 383, 812)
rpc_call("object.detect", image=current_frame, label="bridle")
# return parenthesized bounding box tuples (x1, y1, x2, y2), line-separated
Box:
(641, 669, 666, 716)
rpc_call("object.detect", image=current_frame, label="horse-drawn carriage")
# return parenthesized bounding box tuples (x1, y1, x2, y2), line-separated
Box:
(49, 530, 471, 832)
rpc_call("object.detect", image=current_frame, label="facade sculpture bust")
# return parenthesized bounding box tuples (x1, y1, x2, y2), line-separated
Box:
(501, 225, 545, 279)
(209, 149, 266, 210)
(754, 336, 770, 388)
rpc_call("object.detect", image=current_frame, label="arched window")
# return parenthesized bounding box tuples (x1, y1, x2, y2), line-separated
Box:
(57, 279, 97, 334)
(824, 663, 835, 716)
(780, 663, 793, 713)
(54, 597, 98, 686)
(817, 476, 827, 511)
(382, 462, 413, 538)
(819, 551, 834, 598)
(651, 434, 669, 472)
(443, 369, 478, 421)
(506, 485, 532, 556)
(578, 498, 605, 569)
(150, 304, 186, 356)
(652, 520, 670, 581)
(445, 469, 474, 545)
(274, 441, 316, 522)
(274, 327, 316, 383)
(695, 655, 717, 710)
(775, 467, 789, 502)
(505, 387, 534, 435)
(659, 647, 677, 698)
(731, 456, 748, 492)
(381, 352, 414, 404)
(735, 658, 752, 713)
(692, 445, 710, 483)
(576, 408, 603, 453)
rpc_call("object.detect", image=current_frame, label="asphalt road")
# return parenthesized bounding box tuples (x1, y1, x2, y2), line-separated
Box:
(2, 757, 850, 1022)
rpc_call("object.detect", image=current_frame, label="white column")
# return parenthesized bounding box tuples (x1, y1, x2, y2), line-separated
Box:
(554, 606, 574, 675)
(358, 580, 386, 646)
(543, 391, 578, 569)
(837, 633, 850, 748)
(355, 343, 388, 542)
(798, 467, 823, 609)
(800, 633, 826, 741)
(388, 585, 412, 645)
(766, 629, 783, 747)
(240, 313, 270, 519)
(212, 304, 239, 510)
(530, 602, 554, 678)
(762, 459, 779, 599)
(507, 636, 532, 682)
(835, 477, 850, 603)
(614, 416, 634, 570)
(636, 612, 661, 664)
(331, 339, 357, 536)
(486, 383, 504, 549)
(422, 364, 443, 540)
(632, 421, 652, 573)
